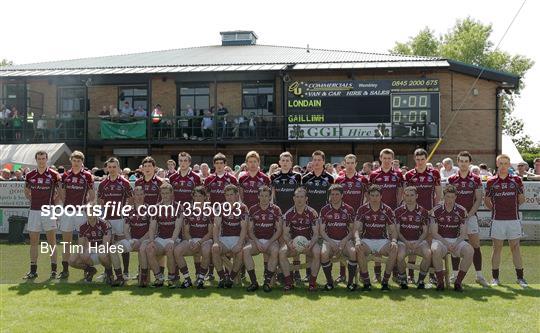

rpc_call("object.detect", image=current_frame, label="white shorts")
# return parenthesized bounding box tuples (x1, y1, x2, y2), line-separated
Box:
(398, 240, 428, 255)
(117, 238, 148, 252)
(88, 247, 101, 266)
(59, 213, 86, 233)
(323, 238, 351, 257)
(108, 219, 125, 236)
(491, 219, 522, 240)
(220, 236, 240, 251)
(258, 239, 270, 245)
(27, 210, 57, 233)
(363, 239, 389, 254)
(466, 215, 479, 235)
(433, 238, 468, 257)
(154, 237, 174, 250)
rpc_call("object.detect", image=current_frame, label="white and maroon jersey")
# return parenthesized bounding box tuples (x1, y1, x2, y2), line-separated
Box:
(154, 204, 179, 239)
(61, 169, 94, 207)
(270, 170, 302, 213)
(204, 172, 238, 204)
(447, 172, 482, 212)
(319, 203, 355, 240)
(394, 204, 429, 241)
(184, 211, 213, 239)
(301, 171, 334, 213)
(405, 167, 441, 210)
(432, 203, 467, 238)
(220, 202, 248, 237)
(135, 175, 163, 205)
(124, 206, 150, 239)
(97, 176, 133, 219)
(169, 170, 201, 204)
(79, 218, 110, 246)
(283, 205, 318, 240)
(336, 173, 368, 212)
(356, 203, 395, 240)
(369, 168, 404, 210)
(249, 203, 282, 240)
(239, 171, 271, 209)
(165, 169, 176, 179)
(485, 174, 524, 220)
(25, 168, 61, 210)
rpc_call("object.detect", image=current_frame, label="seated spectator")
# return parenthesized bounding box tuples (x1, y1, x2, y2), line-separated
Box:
(440, 157, 459, 181)
(516, 161, 540, 181)
(110, 107, 119, 118)
(1, 169, 11, 180)
(134, 106, 147, 118)
(99, 105, 110, 117)
(120, 101, 134, 118)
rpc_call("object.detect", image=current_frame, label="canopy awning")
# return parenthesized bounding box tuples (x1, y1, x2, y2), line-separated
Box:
(0, 143, 73, 169)
(502, 134, 525, 168)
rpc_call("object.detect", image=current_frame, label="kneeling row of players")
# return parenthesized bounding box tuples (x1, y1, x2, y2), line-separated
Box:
(69, 184, 473, 292)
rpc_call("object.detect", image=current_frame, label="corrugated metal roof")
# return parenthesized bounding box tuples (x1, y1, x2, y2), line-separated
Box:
(0, 44, 442, 75)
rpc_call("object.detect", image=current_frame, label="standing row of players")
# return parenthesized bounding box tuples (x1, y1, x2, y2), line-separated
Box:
(23, 148, 527, 290)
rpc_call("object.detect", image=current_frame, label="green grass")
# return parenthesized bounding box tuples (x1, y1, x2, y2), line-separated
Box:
(1, 242, 539, 332)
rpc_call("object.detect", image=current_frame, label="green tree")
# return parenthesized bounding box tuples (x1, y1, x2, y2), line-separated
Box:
(391, 17, 536, 150)
(0, 59, 13, 67)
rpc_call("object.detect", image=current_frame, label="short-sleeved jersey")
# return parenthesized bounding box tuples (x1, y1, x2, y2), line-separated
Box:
(25, 168, 61, 210)
(154, 204, 180, 239)
(405, 167, 441, 210)
(369, 168, 404, 210)
(79, 218, 110, 246)
(336, 173, 369, 212)
(319, 203, 355, 240)
(135, 175, 163, 205)
(432, 203, 467, 238)
(301, 171, 334, 213)
(356, 203, 395, 240)
(204, 173, 238, 203)
(283, 205, 319, 240)
(248, 203, 282, 240)
(447, 172, 482, 212)
(184, 212, 213, 239)
(394, 204, 429, 241)
(239, 171, 271, 209)
(169, 170, 201, 204)
(98, 176, 133, 219)
(124, 206, 150, 239)
(485, 174, 524, 220)
(270, 170, 302, 213)
(220, 202, 248, 237)
(61, 169, 94, 207)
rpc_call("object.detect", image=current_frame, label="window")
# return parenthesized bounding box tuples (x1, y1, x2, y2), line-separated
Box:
(59, 87, 85, 118)
(242, 82, 274, 116)
(179, 85, 210, 116)
(118, 86, 148, 112)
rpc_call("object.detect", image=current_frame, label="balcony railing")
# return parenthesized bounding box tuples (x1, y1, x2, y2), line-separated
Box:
(0, 114, 439, 144)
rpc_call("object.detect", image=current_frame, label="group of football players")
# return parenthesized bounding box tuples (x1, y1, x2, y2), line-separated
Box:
(22, 146, 527, 292)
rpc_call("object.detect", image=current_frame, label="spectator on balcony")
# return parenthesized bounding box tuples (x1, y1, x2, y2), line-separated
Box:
(201, 109, 214, 139)
(120, 101, 134, 118)
(11, 107, 23, 140)
(248, 112, 257, 137)
(134, 106, 147, 118)
(216, 102, 228, 138)
(440, 157, 459, 181)
(99, 105, 110, 117)
(185, 105, 195, 139)
(232, 115, 246, 138)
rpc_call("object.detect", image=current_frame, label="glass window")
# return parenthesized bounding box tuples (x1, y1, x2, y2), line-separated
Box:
(118, 86, 148, 112)
(242, 82, 274, 116)
(179, 84, 210, 116)
(59, 87, 85, 118)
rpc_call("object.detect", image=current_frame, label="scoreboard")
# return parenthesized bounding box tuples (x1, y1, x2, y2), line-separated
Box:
(286, 79, 440, 140)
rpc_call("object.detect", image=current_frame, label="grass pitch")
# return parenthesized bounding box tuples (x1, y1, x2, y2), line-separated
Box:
(1, 242, 539, 332)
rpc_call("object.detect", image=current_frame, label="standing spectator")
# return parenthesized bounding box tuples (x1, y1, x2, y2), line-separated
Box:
(479, 164, 491, 179)
(134, 106, 147, 118)
(166, 160, 177, 178)
(372, 161, 380, 170)
(248, 112, 257, 137)
(268, 163, 279, 176)
(516, 162, 540, 181)
(201, 110, 214, 139)
(440, 157, 459, 181)
(13, 169, 24, 180)
(293, 165, 302, 173)
(11, 107, 23, 140)
(392, 159, 401, 171)
(200, 163, 210, 180)
(534, 158, 540, 175)
(192, 164, 200, 174)
(470, 165, 481, 176)
(216, 102, 228, 138)
(120, 101, 134, 118)
(99, 106, 110, 117)
(186, 104, 195, 139)
(1, 168, 11, 180)
(361, 162, 373, 176)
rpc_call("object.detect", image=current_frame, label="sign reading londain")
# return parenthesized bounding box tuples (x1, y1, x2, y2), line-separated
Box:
(286, 79, 440, 140)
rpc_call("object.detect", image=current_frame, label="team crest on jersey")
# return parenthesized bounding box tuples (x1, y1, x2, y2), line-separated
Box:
(341, 213, 347, 219)
(392, 176, 397, 181)
(469, 181, 475, 188)
(37, 178, 43, 184)
(322, 180, 328, 186)
(45, 178, 51, 184)
(289, 179, 295, 184)
(428, 176, 433, 182)
(502, 183, 508, 189)
(415, 216, 421, 222)
(510, 183, 516, 189)
(379, 215, 385, 221)
(494, 184, 500, 189)
(355, 181, 362, 187)
(419, 176, 425, 182)
(250, 181, 255, 187)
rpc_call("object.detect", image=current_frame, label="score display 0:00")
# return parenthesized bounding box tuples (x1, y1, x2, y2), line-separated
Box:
(182, 201, 242, 217)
